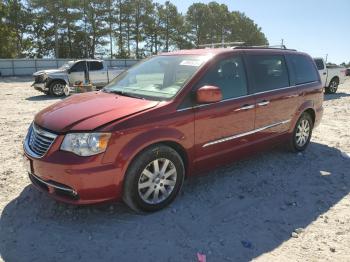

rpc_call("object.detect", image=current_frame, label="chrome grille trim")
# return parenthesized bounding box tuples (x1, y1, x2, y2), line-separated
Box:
(24, 123, 57, 158)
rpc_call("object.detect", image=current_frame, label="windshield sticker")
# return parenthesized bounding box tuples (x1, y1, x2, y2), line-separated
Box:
(180, 60, 202, 67)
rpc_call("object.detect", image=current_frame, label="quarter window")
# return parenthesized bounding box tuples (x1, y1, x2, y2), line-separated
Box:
(246, 55, 289, 93)
(289, 55, 319, 84)
(196, 56, 248, 100)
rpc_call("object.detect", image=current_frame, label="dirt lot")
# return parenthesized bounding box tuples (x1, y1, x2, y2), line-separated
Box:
(0, 77, 349, 262)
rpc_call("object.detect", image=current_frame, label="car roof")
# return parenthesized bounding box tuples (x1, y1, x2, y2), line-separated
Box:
(160, 48, 303, 57)
(71, 59, 103, 62)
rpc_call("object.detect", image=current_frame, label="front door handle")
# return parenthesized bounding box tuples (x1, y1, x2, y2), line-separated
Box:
(257, 100, 270, 106)
(235, 104, 255, 112)
(323, 72, 327, 75)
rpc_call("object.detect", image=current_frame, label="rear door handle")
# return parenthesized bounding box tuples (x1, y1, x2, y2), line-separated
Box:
(323, 72, 327, 75)
(257, 100, 270, 106)
(235, 104, 255, 112)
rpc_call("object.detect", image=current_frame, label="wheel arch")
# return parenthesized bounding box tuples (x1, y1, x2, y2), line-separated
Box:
(331, 76, 340, 83)
(289, 101, 316, 132)
(329, 76, 339, 86)
(47, 78, 68, 88)
(304, 108, 315, 124)
(124, 140, 189, 177)
(114, 128, 192, 185)
(156, 141, 189, 176)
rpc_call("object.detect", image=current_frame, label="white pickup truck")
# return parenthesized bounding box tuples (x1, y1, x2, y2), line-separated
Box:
(313, 58, 347, 94)
(32, 60, 125, 96)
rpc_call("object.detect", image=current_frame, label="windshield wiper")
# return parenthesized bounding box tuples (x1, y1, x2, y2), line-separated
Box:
(104, 90, 144, 100)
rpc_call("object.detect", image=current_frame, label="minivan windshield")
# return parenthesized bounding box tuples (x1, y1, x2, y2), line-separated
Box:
(103, 55, 209, 100)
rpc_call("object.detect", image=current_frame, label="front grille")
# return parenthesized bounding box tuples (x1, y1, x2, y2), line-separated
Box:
(25, 124, 57, 158)
(34, 74, 45, 83)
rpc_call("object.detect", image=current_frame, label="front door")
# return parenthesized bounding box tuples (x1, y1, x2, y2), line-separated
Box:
(68, 61, 85, 85)
(193, 55, 255, 168)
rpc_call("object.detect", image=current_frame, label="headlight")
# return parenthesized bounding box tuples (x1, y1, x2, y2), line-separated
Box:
(61, 133, 111, 156)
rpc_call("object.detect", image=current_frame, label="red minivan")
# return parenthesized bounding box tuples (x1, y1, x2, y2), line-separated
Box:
(23, 47, 323, 212)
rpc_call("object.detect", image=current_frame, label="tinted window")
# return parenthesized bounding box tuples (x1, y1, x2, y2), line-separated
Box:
(290, 55, 319, 84)
(88, 61, 103, 71)
(314, 59, 324, 70)
(246, 55, 289, 93)
(196, 56, 248, 100)
(70, 61, 85, 72)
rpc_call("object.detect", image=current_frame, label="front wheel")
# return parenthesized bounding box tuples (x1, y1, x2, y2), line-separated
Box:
(123, 145, 185, 212)
(288, 113, 313, 152)
(49, 81, 66, 97)
(325, 78, 339, 94)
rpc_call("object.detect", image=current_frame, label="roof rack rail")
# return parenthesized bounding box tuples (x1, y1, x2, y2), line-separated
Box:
(233, 44, 296, 51)
(197, 41, 245, 48)
(196, 42, 296, 51)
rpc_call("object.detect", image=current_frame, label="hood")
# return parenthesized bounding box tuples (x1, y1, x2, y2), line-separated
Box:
(33, 69, 65, 76)
(34, 92, 159, 133)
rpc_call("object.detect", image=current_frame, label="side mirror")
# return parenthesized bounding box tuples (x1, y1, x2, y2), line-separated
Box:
(196, 85, 222, 104)
(67, 68, 71, 74)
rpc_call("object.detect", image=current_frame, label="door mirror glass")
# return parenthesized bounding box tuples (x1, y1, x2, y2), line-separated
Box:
(196, 85, 222, 104)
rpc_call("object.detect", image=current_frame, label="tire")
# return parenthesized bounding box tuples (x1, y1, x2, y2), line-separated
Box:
(123, 145, 185, 213)
(288, 112, 313, 152)
(325, 78, 339, 94)
(49, 81, 66, 97)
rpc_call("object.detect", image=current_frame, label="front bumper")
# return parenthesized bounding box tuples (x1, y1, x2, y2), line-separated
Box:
(32, 82, 49, 93)
(23, 136, 124, 205)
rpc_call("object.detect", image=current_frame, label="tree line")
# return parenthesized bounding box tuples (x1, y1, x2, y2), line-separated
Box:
(0, 0, 269, 59)
(340, 62, 350, 68)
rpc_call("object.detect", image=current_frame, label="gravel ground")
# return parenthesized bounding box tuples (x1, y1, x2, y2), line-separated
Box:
(0, 77, 349, 262)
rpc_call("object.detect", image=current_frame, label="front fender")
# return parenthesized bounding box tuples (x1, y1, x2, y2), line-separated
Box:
(104, 127, 192, 183)
(121, 127, 188, 171)
(46, 74, 70, 87)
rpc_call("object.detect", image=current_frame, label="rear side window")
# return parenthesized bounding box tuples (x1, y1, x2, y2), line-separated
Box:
(88, 61, 103, 71)
(246, 55, 289, 93)
(196, 56, 248, 100)
(290, 55, 319, 85)
(314, 59, 324, 70)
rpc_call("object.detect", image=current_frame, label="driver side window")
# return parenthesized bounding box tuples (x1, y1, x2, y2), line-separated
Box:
(197, 56, 248, 100)
(70, 61, 85, 73)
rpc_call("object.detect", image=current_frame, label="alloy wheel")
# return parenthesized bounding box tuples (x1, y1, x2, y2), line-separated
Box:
(295, 119, 310, 147)
(52, 83, 65, 96)
(138, 158, 177, 204)
(329, 80, 338, 93)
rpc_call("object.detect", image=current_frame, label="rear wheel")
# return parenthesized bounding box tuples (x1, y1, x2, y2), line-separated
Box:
(123, 145, 185, 212)
(49, 81, 66, 97)
(325, 78, 339, 94)
(288, 113, 313, 152)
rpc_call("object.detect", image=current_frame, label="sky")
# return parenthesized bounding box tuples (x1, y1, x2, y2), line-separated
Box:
(158, 0, 350, 64)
